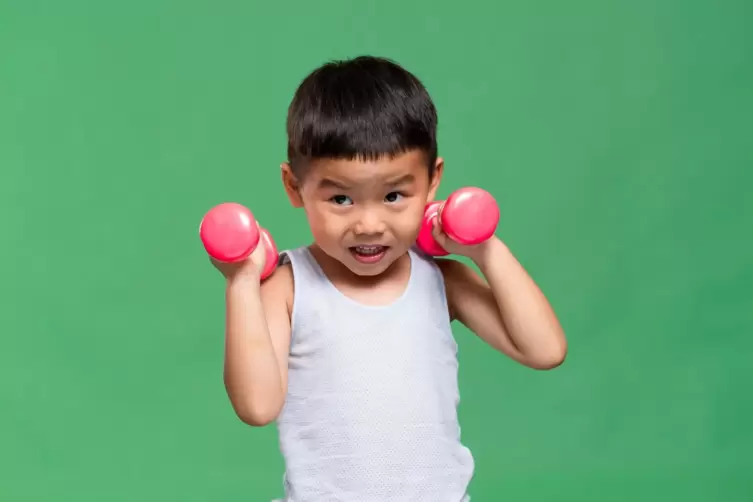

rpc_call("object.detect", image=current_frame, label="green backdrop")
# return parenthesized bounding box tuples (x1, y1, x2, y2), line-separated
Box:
(2, 0, 751, 500)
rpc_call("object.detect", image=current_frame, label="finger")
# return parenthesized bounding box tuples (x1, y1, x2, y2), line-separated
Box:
(431, 216, 448, 246)
(250, 240, 267, 271)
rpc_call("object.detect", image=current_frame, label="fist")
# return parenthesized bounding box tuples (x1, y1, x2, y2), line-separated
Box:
(210, 223, 269, 281)
(200, 202, 279, 282)
(416, 187, 500, 258)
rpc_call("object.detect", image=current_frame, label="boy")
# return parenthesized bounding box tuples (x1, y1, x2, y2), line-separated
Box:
(212, 56, 567, 501)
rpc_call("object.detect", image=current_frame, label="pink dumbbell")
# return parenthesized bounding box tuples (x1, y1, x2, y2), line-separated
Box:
(416, 187, 500, 256)
(199, 202, 279, 280)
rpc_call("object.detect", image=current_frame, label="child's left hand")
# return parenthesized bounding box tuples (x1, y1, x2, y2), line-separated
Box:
(430, 215, 495, 262)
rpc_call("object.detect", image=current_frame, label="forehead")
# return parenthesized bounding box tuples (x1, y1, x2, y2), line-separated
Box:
(306, 150, 428, 187)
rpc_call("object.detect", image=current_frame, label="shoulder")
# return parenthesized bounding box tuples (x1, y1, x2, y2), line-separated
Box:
(260, 261, 294, 317)
(434, 258, 487, 321)
(434, 257, 481, 286)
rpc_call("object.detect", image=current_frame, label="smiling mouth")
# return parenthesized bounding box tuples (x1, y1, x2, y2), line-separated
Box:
(349, 245, 389, 263)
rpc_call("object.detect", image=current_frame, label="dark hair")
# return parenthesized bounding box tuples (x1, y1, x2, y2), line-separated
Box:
(286, 56, 438, 178)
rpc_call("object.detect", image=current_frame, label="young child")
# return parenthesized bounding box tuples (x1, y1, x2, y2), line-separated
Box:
(212, 55, 567, 501)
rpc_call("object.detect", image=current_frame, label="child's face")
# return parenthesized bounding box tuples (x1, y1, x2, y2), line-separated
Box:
(282, 150, 443, 277)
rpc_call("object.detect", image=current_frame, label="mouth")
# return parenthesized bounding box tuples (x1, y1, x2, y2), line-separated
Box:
(349, 245, 389, 264)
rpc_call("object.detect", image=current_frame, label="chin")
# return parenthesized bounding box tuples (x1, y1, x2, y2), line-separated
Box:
(345, 261, 392, 277)
(342, 249, 406, 278)
(314, 241, 408, 278)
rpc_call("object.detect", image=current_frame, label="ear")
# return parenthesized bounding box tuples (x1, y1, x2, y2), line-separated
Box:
(281, 163, 304, 208)
(427, 157, 444, 202)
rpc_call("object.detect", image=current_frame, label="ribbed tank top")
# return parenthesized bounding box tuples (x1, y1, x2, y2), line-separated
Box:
(274, 246, 474, 501)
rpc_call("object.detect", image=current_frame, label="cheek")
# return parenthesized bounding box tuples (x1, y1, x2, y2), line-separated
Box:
(302, 205, 324, 231)
(392, 205, 424, 238)
(306, 204, 345, 238)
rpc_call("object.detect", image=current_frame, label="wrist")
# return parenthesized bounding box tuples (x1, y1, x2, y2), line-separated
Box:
(226, 272, 261, 292)
(469, 235, 508, 268)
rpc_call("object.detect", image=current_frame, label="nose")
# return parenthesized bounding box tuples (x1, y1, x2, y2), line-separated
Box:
(353, 209, 387, 236)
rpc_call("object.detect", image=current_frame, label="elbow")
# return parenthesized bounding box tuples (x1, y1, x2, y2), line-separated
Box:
(224, 376, 284, 427)
(530, 354, 565, 370)
(238, 411, 278, 427)
(529, 338, 568, 371)
(234, 403, 281, 427)
(226, 388, 284, 427)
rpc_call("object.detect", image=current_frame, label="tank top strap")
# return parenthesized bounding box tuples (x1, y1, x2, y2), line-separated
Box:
(279, 246, 325, 289)
(407, 246, 451, 314)
(279, 246, 333, 339)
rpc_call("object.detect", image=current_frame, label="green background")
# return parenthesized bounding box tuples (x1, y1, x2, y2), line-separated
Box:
(2, 0, 751, 500)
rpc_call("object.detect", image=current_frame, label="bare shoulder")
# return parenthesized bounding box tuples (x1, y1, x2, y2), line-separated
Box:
(261, 260, 294, 294)
(434, 257, 488, 321)
(260, 261, 294, 321)
(435, 257, 486, 288)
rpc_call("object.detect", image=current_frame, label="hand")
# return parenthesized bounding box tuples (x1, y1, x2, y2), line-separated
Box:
(431, 215, 496, 262)
(210, 238, 268, 284)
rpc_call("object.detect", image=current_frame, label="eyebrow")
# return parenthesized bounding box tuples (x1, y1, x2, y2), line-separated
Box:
(385, 174, 415, 187)
(316, 173, 416, 191)
(317, 178, 350, 190)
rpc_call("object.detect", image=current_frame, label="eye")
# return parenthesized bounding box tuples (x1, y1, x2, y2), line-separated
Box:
(384, 192, 403, 203)
(330, 194, 353, 206)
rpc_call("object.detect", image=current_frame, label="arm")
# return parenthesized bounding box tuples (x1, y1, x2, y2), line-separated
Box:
(436, 237, 567, 370)
(222, 264, 292, 426)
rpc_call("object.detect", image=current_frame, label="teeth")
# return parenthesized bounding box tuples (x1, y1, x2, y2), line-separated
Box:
(354, 245, 383, 255)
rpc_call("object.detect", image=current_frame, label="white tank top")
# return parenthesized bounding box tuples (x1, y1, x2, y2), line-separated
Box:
(277, 247, 474, 502)
(275, 246, 475, 501)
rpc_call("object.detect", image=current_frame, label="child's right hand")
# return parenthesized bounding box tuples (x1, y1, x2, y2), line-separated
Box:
(210, 241, 268, 283)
